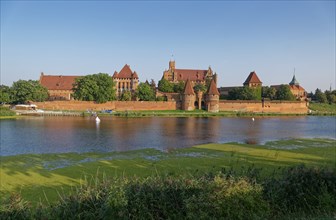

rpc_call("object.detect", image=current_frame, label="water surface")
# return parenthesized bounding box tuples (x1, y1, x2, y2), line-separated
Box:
(1, 116, 335, 156)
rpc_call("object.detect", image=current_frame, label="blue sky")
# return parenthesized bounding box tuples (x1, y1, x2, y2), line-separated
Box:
(1, 1, 335, 92)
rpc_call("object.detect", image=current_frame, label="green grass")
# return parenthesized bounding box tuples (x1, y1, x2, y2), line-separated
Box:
(1, 138, 335, 207)
(0, 106, 16, 117)
(309, 102, 336, 115)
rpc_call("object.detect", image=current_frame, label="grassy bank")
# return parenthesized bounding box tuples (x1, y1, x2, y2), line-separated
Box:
(1, 139, 335, 205)
(0, 106, 17, 119)
(1, 138, 335, 219)
(309, 102, 336, 115)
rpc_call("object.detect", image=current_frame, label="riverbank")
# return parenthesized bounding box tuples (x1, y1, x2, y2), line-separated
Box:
(0, 106, 17, 119)
(309, 103, 336, 115)
(1, 138, 335, 206)
(1, 138, 335, 219)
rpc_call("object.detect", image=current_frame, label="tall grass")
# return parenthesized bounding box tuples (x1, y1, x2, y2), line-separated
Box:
(1, 165, 335, 219)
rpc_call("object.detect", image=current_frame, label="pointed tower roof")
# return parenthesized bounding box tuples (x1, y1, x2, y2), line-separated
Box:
(207, 78, 220, 95)
(132, 71, 139, 79)
(289, 75, 300, 85)
(183, 79, 195, 95)
(118, 64, 133, 78)
(112, 71, 118, 78)
(244, 71, 262, 84)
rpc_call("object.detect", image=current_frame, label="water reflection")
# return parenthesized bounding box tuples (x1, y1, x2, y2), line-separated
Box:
(0, 116, 335, 156)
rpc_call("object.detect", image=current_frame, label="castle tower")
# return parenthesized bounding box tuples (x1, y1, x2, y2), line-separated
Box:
(289, 74, 300, 86)
(243, 71, 262, 88)
(206, 78, 220, 112)
(169, 60, 175, 71)
(182, 79, 195, 111)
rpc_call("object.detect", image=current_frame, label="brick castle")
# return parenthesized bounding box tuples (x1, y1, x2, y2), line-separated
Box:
(39, 60, 307, 113)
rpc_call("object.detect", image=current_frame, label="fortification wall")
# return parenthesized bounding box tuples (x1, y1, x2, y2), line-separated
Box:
(35, 101, 177, 111)
(218, 100, 308, 114)
(34, 100, 308, 114)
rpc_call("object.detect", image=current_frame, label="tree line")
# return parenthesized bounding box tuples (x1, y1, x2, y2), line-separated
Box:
(221, 85, 336, 103)
(0, 73, 159, 104)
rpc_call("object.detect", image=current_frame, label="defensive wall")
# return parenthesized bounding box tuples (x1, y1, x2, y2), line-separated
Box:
(218, 100, 308, 114)
(35, 101, 178, 111)
(34, 100, 308, 114)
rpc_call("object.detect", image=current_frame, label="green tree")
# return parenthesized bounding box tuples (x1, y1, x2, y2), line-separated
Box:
(150, 79, 156, 90)
(262, 86, 276, 100)
(11, 80, 48, 103)
(193, 84, 207, 93)
(120, 91, 132, 101)
(324, 90, 336, 104)
(173, 81, 185, 93)
(228, 87, 261, 100)
(314, 88, 327, 103)
(275, 85, 295, 101)
(73, 73, 116, 103)
(135, 82, 156, 101)
(158, 79, 174, 93)
(0, 85, 13, 104)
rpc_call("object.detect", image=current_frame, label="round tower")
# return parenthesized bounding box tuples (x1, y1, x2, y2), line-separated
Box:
(182, 79, 196, 111)
(206, 78, 220, 112)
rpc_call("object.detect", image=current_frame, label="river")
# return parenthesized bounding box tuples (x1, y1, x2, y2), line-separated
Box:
(0, 116, 335, 156)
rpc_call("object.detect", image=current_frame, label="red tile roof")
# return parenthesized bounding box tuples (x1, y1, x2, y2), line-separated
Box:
(271, 84, 305, 91)
(183, 79, 195, 95)
(244, 71, 262, 84)
(112, 71, 118, 78)
(207, 79, 220, 95)
(133, 71, 139, 79)
(113, 64, 138, 79)
(289, 85, 305, 91)
(40, 75, 80, 90)
(174, 69, 208, 81)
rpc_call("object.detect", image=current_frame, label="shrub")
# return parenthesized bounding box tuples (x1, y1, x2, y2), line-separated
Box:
(2, 166, 335, 219)
(0, 193, 31, 220)
(263, 165, 336, 216)
(0, 106, 16, 116)
(186, 176, 270, 220)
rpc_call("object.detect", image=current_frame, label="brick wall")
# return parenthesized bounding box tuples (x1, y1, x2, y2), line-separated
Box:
(218, 100, 308, 114)
(33, 100, 308, 114)
(34, 101, 177, 111)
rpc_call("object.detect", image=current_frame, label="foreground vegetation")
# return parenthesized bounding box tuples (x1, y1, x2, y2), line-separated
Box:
(0, 106, 16, 118)
(1, 138, 335, 219)
(2, 165, 335, 219)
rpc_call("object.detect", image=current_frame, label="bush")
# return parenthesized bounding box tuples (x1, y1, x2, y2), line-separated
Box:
(0, 193, 31, 220)
(263, 165, 336, 216)
(186, 176, 270, 219)
(1, 166, 335, 219)
(155, 96, 167, 101)
(0, 106, 16, 116)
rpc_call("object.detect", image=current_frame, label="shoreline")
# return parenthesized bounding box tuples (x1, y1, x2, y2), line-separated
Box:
(1, 111, 334, 119)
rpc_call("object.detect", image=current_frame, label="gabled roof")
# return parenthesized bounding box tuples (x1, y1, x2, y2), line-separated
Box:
(112, 71, 118, 78)
(289, 75, 300, 85)
(183, 79, 195, 95)
(132, 71, 139, 79)
(289, 85, 305, 91)
(207, 78, 220, 95)
(244, 71, 262, 84)
(174, 69, 208, 81)
(115, 64, 133, 78)
(40, 75, 80, 90)
(113, 64, 139, 79)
